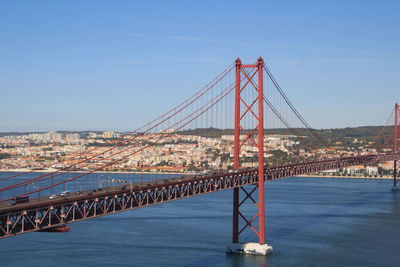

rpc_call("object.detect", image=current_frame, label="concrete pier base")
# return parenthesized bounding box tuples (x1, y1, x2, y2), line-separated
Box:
(392, 186, 399, 192)
(226, 242, 273, 256)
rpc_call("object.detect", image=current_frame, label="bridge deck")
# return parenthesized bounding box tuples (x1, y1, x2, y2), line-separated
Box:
(0, 153, 398, 239)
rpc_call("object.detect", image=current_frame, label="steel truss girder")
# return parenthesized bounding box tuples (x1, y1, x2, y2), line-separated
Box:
(0, 172, 258, 239)
(0, 153, 399, 239)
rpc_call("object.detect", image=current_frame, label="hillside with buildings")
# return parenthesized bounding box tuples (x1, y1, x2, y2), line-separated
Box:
(0, 126, 396, 177)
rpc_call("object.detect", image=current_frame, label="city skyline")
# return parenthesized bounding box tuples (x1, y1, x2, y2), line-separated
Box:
(1, 129, 392, 175)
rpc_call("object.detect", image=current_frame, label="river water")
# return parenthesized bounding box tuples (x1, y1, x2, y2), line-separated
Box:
(0, 173, 399, 267)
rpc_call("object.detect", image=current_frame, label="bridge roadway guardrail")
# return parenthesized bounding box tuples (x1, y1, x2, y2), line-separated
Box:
(0, 153, 399, 238)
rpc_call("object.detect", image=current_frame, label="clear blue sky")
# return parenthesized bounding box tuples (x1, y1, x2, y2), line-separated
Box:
(1, 0, 399, 131)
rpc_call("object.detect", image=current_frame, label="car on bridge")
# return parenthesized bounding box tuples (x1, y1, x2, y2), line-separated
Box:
(10, 196, 29, 206)
(60, 191, 70, 197)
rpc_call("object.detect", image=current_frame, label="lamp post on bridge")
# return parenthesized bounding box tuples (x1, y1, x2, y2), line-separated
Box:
(29, 183, 40, 201)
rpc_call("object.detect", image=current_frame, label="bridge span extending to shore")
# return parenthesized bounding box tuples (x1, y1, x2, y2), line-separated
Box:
(1, 153, 398, 239)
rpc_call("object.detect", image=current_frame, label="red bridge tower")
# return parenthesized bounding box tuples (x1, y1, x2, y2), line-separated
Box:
(227, 57, 272, 255)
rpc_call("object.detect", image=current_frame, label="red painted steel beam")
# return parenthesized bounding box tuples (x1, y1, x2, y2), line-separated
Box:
(241, 64, 258, 68)
(233, 58, 241, 243)
(257, 57, 266, 245)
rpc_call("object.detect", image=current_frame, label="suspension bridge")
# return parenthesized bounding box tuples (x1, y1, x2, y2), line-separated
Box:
(0, 57, 398, 255)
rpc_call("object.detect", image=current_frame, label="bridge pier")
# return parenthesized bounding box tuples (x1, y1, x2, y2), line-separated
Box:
(227, 242, 273, 256)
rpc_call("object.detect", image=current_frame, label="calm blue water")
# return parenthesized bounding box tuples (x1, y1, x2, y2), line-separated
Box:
(0, 174, 399, 267)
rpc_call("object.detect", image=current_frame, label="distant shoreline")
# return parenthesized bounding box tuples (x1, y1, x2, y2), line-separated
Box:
(296, 174, 393, 180)
(0, 169, 190, 176)
(0, 169, 394, 180)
